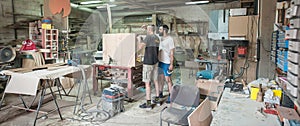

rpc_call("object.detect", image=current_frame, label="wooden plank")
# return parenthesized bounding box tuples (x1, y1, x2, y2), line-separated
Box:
(188, 98, 212, 126)
(228, 16, 249, 37)
(277, 106, 300, 122)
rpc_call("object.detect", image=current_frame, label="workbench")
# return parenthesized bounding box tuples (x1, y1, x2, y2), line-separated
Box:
(211, 88, 281, 126)
(92, 63, 143, 98)
(0, 64, 91, 126)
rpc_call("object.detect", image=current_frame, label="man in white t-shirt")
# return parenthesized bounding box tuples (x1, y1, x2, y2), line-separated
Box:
(158, 25, 175, 103)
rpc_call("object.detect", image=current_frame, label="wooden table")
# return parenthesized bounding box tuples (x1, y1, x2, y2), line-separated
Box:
(211, 88, 281, 126)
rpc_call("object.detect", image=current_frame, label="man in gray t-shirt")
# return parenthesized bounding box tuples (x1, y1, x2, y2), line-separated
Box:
(138, 25, 160, 109)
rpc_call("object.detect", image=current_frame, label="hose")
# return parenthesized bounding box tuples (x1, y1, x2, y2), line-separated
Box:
(69, 64, 110, 123)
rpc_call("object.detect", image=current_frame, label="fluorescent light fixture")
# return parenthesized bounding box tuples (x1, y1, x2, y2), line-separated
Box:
(96, 4, 117, 8)
(185, 1, 209, 5)
(80, 1, 103, 5)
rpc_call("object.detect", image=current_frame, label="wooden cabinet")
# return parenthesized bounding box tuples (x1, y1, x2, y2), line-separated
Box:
(42, 29, 59, 60)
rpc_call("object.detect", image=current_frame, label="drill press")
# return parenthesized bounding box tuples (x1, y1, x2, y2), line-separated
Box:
(215, 40, 249, 91)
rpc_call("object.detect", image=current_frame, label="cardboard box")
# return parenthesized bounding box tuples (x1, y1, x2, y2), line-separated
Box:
(60, 77, 74, 89)
(42, 24, 51, 29)
(196, 79, 223, 96)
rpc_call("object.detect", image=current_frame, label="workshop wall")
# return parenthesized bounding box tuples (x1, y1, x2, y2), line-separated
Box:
(0, 0, 93, 47)
(0, 0, 43, 46)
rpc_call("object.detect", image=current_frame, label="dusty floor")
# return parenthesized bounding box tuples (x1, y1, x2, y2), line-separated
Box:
(0, 67, 199, 126)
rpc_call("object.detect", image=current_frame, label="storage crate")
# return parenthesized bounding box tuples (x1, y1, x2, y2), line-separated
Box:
(288, 61, 299, 75)
(287, 71, 299, 87)
(292, 0, 300, 5)
(289, 40, 300, 52)
(287, 81, 298, 98)
(286, 29, 300, 40)
(277, 40, 289, 48)
(286, 5, 300, 19)
(277, 62, 288, 72)
(288, 51, 300, 63)
(277, 51, 288, 61)
(290, 18, 300, 28)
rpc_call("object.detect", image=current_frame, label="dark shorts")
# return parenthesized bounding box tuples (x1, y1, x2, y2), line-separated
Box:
(158, 62, 171, 76)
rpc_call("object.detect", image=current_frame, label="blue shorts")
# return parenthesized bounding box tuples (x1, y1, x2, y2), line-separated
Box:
(158, 62, 171, 76)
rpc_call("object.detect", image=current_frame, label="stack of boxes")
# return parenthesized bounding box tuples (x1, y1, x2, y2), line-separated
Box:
(285, 0, 300, 98)
(277, 30, 289, 72)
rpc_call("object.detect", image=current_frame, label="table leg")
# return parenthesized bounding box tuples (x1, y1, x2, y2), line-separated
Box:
(127, 68, 133, 98)
(0, 92, 6, 110)
(55, 79, 63, 99)
(56, 78, 67, 97)
(92, 64, 98, 95)
(33, 84, 45, 126)
(46, 80, 63, 120)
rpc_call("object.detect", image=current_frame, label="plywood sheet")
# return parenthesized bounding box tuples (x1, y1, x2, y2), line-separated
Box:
(188, 98, 212, 126)
(229, 16, 249, 37)
(103, 33, 137, 67)
(5, 73, 40, 96)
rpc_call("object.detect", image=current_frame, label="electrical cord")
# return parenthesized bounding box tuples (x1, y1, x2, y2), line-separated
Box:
(68, 63, 110, 124)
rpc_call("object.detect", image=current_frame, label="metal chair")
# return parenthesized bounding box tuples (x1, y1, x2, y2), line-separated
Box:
(160, 84, 200, 126)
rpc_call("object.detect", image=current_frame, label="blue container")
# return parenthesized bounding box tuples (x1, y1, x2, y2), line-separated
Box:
(196, 70, 215, 79)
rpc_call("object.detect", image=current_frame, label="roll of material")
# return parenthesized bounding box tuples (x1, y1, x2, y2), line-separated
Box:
(0, 46, 16, 63)
(22, 51, 45, 68)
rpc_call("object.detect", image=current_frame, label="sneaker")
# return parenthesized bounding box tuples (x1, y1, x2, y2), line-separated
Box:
(166, 96, 171, 104)
(159, 92, 163, 98)
(152, 97, 161, 106)
(139, 103, 152, 109)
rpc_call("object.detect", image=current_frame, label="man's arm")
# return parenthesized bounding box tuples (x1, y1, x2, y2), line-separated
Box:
(169, 48, 175, 70)
(137, 35, 146, 54)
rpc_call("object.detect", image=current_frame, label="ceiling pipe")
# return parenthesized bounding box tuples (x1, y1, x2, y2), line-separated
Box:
(70, 3, 94, 13)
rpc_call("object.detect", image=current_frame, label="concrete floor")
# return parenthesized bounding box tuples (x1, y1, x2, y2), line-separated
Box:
(0, 67, 199, 126)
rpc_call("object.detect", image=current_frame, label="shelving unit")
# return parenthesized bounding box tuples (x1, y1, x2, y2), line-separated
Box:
(29, 21, 42, 45)
(42, 29, 59, 60)
(274, 1, 300, 113)
(276, 28, 289, 73)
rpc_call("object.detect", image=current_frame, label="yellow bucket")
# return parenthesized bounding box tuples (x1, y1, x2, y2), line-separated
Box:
(250, 87, 282, 100)
(250, 87, 259, 100)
